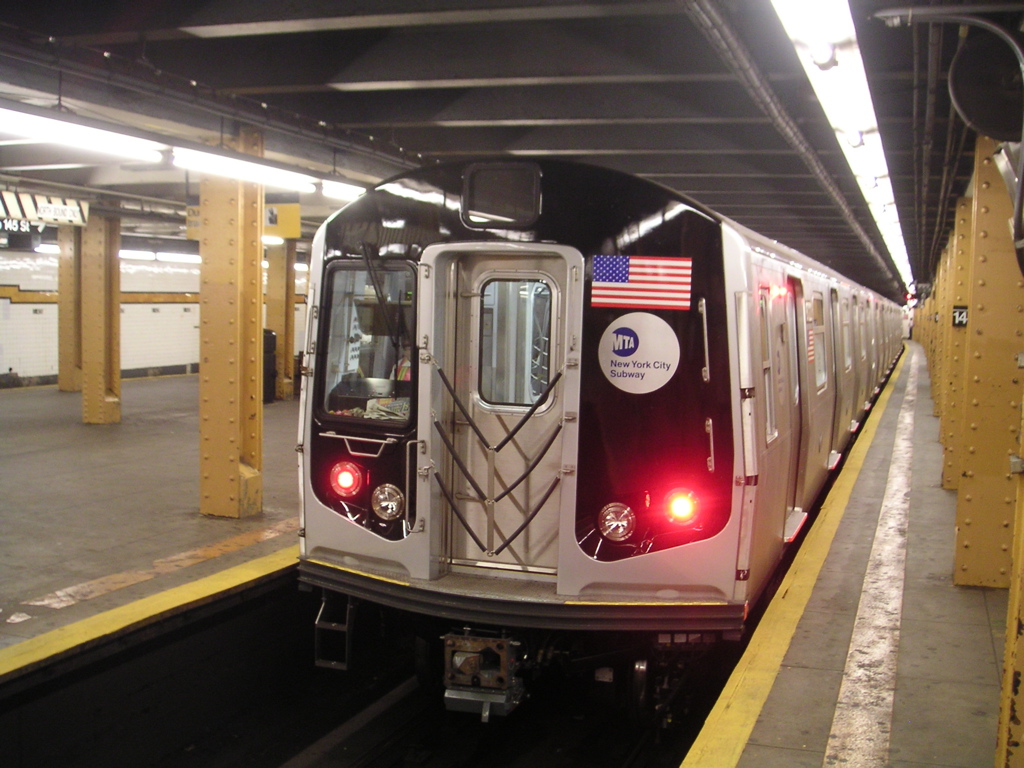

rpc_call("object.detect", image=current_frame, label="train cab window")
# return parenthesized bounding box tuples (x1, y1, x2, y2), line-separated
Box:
(759, 289, 777, 442)
(811, 293, 827, 390)
(321, 264, 416, 423)
(480, 279, 552, 406)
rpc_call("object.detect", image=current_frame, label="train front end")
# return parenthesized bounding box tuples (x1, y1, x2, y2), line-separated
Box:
(298, 160, 746, 717)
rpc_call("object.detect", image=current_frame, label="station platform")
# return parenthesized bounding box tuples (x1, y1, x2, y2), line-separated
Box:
(0, 375, 302, 679)
(0, 344, 1006, 768)
(685, 342, 1005, 768)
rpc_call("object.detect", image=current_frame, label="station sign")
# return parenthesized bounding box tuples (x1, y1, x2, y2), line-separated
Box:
(1, 191, 89, 226)
(186, 194, 300, 241)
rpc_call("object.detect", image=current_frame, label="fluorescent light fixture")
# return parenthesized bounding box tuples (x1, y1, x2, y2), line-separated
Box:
(171, 147, 318, 193)
(261, 259, 270, 269)
(771, 0, 914, 287)
(34, 243, 61, 254)
(294, 262, 309, 272)
(261, 235, 285, 246)
(156, 252, 202, 264)
(0, 106, 167, 164)
(321, 179, 366, 202)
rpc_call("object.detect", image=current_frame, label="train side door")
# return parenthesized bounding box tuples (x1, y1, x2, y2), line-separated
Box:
(417, 243, 583, 576)
(783, 277, 805, 539)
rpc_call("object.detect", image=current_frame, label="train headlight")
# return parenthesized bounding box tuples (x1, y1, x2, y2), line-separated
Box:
(597, 502, 636, 542)
(665, 489, 698, 525)
(370, 483, 405, 521)
(329, 461, 363, 498)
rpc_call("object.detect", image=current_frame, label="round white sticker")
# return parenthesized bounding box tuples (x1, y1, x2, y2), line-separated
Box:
(598, 312, 680, 394)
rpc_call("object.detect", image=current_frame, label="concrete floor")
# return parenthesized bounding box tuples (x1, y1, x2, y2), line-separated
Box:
(0, 376, 301, 648)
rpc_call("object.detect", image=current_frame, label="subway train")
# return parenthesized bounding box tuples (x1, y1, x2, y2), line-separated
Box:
(296, 159, 903, 720)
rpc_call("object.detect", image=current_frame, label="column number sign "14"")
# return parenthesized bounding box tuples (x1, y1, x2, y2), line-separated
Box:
(952, 306, 968, 327)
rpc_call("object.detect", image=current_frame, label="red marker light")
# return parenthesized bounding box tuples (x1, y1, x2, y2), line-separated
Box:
(665, 489, 698, 524)
(330, 461, 363, 498)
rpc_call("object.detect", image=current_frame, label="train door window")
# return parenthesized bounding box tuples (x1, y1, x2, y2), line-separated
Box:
(759, 288, 777, 442)
(786, 281, 801, 406)
(479, 278, 552, 406)
(320, 263, 416, 423)
(811, 292, 827, 390)
(842, 298, 852, 371)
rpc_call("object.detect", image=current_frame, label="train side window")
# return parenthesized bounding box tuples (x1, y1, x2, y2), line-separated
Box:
(759, 288, 777, 442)
(479, 279, 552, 406)
(812, 292, 827, 390)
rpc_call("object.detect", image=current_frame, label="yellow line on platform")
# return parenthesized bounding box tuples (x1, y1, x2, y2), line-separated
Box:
(0, 545, 299, 683)
(681, 349, 907, 768)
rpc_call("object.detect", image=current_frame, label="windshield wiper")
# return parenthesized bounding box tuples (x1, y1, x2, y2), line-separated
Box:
(360, 241, 402, 351)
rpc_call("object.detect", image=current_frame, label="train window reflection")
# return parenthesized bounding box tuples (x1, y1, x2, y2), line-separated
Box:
(322, 264, 415, 423)
(479, 279, 552, 406)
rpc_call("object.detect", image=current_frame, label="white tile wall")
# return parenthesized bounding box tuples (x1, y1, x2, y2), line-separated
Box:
(121, 262, 200, 293)
(0, 250, 310, 379)
(0, 251, 58, 291)
(120, 304, 200, 369)
(0, 299, 59, 376)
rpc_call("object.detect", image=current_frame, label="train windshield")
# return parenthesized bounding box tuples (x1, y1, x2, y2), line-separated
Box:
(321, 263, 416, 424)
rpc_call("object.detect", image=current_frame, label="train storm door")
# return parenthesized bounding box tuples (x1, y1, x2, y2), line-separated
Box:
(417, 244, 583, 576)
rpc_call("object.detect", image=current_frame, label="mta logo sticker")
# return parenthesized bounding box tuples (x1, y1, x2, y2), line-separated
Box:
(611, 327, 639, 357)
(598, 312, 680, 394)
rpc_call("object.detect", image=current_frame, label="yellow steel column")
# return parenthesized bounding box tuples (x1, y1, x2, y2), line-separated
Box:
(197, 128, 264, 519)
(57, 225, 82, 392)
(954, 135, 1023, 587)
(264, 239, 296, 400)
(999, 411, 1024, 766)
(940, 200, 974, 489)
(932, 246, 952, 416)
(79, 214, 121, 424)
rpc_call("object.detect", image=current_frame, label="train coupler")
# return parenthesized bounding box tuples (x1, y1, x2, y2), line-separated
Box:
(441, 632, 525, 722)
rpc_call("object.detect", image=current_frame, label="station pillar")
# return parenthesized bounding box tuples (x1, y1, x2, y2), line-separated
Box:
(264, 240, 296, 400)
(952, 135, 1023, 588)
(78, 214, 121, 424)
(57, 225, 82, 392)
(939, 200, 973, 490)
(197, 127, 264, 519)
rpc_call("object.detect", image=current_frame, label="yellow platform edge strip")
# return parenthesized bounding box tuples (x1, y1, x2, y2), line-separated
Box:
(681, 348, 907, 767)
(0, 545, 299, 682)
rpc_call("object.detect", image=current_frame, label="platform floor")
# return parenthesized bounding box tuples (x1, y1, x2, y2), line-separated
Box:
(0, 375, 301, 651)
(686, 342, 1005, 768)
(0, 345, 1007, 768)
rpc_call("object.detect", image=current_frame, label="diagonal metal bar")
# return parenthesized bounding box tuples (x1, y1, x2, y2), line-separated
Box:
(434, 363, 490, 448)
(494, 370, 563, 452)
(493, 477, 561, 557)
(433, 470, 488, 553)
(432, 419, 487, 500)
(493, 422, 563, 504)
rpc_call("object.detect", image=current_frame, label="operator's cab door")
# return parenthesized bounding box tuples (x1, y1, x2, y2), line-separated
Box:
(417, 243, 584, 577)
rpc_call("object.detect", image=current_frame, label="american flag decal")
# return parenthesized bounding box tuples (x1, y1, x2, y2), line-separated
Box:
(591, 255, 692, 310)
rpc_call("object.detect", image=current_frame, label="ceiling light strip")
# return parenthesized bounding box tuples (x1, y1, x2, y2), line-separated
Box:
(681, 0, 905, 297)
(771, 0, 914, 289)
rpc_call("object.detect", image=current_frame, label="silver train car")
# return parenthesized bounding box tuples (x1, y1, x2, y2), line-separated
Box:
(297, 159, 903, 719)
